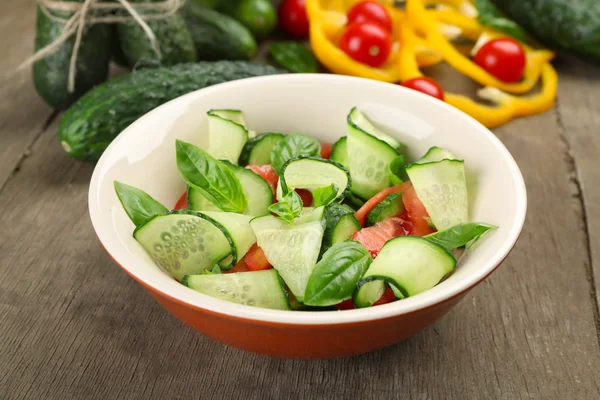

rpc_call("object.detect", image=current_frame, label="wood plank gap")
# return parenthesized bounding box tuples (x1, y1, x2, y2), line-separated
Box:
(0, 110, 59, 196)
(555, 96, 600, 348)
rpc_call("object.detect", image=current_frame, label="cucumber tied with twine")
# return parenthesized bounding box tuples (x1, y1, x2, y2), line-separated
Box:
(19, 0, 184, 94)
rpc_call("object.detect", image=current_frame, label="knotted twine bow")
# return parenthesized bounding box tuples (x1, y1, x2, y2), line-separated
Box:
(19, 0, 183, 93)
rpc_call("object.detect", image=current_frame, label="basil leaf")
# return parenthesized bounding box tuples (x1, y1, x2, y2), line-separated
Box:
(426, 222, 497, 251)
(313, 184, 338, 208)
(268, 191, 303, 224)
(389, 155, 406, 185)
(175, 140, 247, 213)
(114, 181, 168, 226)
(473, 0, 529, 43)
(269, 42, 318, 73)
(304, 240, 372, 306)
(271, 134, 321, 175)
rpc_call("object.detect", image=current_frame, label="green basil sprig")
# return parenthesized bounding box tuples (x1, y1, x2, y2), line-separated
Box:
(426, 222, 497, 251)
(175, 140, 247, 213)
(473, 0, 528, 43)
(269, 42, 318, 73)
(304, 240, 372, 306)
(271, 134, 321, 175)
(313, 184, 338, 208)
(268, 190, 303, 224)
(114, 181, 168, 226)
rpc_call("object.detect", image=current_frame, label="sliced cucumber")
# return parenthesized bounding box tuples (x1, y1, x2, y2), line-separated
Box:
(356, 236, 456, 302)
(133, 211, 233, 281)
(200, 211, 255, 267)
(207, 109, 249, 164)
(330, 136, 348, 168)
(353, 280, 386, 308)
(332, 214, 361, 244)
(343, 192, 366, 210)
(250, 208, 325, 302)
(415, 146, 455, 164)
(348, 107, 402, 150)
(183, 269, 290, 310)
(366, 193, 405, 226)
(239, 133, 284, 166)
(347, 109, 399, 199)
(189, 162, 272, 216)
(295, 206, 325, 224)
(406, 159, 468, 230)
(276, 156, 351, 203)
(320, 203, 355, 256)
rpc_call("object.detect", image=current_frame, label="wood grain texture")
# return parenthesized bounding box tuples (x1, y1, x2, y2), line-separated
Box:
(553, 57, 600, 330)
(0, 0, 54, 191)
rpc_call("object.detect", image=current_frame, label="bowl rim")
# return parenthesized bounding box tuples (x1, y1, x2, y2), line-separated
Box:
(89, 73, 527, 325)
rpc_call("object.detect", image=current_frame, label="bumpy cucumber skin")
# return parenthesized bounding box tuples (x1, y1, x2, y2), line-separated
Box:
(181, 2, 258, 61)
(118, 0, 196, 67)
(59, 62, 284, 161)
(33, 3, 111, 110)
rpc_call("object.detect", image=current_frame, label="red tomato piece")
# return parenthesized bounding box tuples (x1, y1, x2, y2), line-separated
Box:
(402, 185, 435, 236)
(174, 192, 187, 210)
(473, 38, 526, 83)
(320, 143, 333, 159)
(295, 189, 313, 207)
(245, 244, 273, 271)
(352, 216, 413, 258)
(225, 259, 250, 274)
(347, 1, 393, 32)
(335, 299, 356, 310)
(247, 164, 279, 194)
(373, 287, 396, 306)
(339, 22, 392, 68)
(401, 77, 445, 101)
(278, 0, 309, 38)
(354, 181, 412, 226)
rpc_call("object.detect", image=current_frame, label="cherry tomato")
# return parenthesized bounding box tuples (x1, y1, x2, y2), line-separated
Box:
(347, 1, 392, 33)
(473, 38, 526, 83)
(296, 189, 313, 207)
(320, 143, 333, 159)
(174, 192, 187, 209)
(278, 0, 309, 38)
(373, 287, 396, 306)
(245, 244, 273, 271)
(401, 77, 445, 101)
(339, 22, 392, 68)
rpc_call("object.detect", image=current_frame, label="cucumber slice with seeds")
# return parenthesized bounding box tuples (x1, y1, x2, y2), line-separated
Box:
(348, 107, 403, 150)
(239, 133, 284, 166)
(200, 211, 256, 266)
(207, 109, 249, 164)
(276, 156, 351, 203)
(183, 269, 290, 310)
(347, 108, 399, 199)
(406, 159, 468, 230)
(415, 146, 455, 164)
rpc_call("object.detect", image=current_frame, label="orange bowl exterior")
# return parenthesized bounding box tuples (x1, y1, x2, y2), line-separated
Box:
(145, 285, 467, 359)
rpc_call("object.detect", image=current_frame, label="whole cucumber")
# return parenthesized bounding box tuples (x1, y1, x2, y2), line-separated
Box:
(495, 0, 600, 62)
(219, 0, 277, 41)
(59, 62, 285, 162)
(33, 1, 111, 110)
(181, 1, 258, 60)
(117, 0, 197, 67)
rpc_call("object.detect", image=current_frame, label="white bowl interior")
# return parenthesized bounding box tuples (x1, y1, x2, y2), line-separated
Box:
(89, 74, 526, 325)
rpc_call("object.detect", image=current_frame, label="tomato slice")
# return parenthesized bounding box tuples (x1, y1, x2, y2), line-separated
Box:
(402, 185, 435, 236)
(373, 287, 396, 306)
(352, 216, 413, 258)
(296, 189, 313, 207)
(335, 299, 356, 310)
(320, 143, 333, 159)
(174, 192, 187, 210)
(244, 244, 273, 271)
(225, 259, 250, 274)
(247, 164, 278, 195)
(354, 181, 412, 226)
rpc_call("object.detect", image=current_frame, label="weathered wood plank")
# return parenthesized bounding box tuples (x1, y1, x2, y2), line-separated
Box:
(0, 0, 54, 190)
(1, 63, 600, 399)
(553, 57, 600, 333)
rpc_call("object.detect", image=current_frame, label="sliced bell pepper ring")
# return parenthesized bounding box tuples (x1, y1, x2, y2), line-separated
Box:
(407, 0, 554, 94)
(307, 0, 442, 82)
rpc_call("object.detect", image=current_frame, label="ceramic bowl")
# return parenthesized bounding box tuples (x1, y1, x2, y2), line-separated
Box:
(89, 74, 526, 358)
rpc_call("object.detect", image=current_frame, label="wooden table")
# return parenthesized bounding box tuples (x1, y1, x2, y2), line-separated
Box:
(2, 2, 600, 399)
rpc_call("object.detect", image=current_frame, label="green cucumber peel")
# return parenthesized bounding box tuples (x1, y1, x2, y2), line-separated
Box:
(114, 181, 168, 227)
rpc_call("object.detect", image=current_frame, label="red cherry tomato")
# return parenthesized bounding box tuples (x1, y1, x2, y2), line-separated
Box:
(401, 77, 445, 101)
(473, 38, 526, 83)
(296, 189, 313, 207)
(245, 244, 273, 271)
(339, 22, 392, 68)
(278, 0, 309, 38)
(373, 287, 396, 306)
(335, 299, 356, 310)
(174, 192, 187, 209)
(320, 143, 333, 159)
(347, 1, 392, 32)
